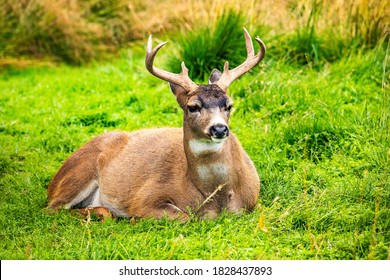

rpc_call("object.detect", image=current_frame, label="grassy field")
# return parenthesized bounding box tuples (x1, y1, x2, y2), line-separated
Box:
(1, 35, 389, 259)
(1, 0, 389, 260)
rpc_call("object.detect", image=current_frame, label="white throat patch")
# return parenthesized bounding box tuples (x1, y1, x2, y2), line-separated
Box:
(197, 163, 229, 182)
(189, 139, 225, 156)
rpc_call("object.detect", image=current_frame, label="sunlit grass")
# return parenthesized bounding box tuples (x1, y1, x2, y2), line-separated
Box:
(0, 39, 389, 259)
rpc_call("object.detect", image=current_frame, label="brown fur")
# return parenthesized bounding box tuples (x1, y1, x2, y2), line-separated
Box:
(47, 132, 129, 209)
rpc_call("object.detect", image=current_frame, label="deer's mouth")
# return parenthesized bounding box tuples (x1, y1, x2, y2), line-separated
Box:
(211, 136, 227, 143)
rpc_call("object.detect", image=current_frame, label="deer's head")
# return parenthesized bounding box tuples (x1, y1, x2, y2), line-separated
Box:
(145, 28, 266, 145)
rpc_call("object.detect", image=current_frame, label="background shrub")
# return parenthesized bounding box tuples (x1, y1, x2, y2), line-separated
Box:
(0, 0, 133, 64)
(167, 10, 249, 81)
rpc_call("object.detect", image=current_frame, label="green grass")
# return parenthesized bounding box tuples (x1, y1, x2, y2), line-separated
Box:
(0, 40, 389, 259)
(167, 9, 248, 81)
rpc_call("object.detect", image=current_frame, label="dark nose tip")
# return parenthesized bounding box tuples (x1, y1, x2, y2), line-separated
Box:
(210, 124, 229, 139)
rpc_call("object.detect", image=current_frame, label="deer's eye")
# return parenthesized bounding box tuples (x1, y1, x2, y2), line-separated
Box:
(188, 105, 201, 113)
(226, 104, 233, 112)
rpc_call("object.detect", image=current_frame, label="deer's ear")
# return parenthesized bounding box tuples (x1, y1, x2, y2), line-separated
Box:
(209, 69, 222, 84)
(169, 82, 191, 109)
(169, 82, 189, 97)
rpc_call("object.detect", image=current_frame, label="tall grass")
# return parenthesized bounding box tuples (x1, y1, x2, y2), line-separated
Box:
(167, 10, 248, 81)
(271, 0, 389, 67)
(163, 0, 389, 76)
(0, 0, 134, 64)
(1, 0, 388, 65)
(279, 0, 327, 66)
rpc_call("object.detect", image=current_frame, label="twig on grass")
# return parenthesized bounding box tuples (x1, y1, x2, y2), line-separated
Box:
(195, 183, 227, 214)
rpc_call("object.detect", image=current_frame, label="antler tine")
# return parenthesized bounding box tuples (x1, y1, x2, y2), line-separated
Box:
(216, 28, 266, 92)
(244, 27, 255, 56)
(145, 35, 198, 93)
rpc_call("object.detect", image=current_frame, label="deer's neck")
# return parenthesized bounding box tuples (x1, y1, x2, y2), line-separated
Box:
(183, 131, 233, 195)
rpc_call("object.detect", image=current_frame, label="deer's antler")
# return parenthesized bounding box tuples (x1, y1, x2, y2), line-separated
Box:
(215, 28, 266, 91)
(145, 35, 198, 93)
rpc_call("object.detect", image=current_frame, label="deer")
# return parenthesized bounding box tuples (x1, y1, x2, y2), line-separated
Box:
(47, 28, 266, 221)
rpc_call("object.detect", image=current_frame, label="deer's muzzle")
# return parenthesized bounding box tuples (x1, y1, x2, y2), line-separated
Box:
(210, 124, 229, 141)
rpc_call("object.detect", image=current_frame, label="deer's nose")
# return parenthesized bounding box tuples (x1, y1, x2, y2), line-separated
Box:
(210, 124, 229, 139)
